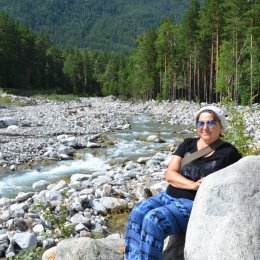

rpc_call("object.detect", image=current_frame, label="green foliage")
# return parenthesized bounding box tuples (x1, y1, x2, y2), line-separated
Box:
(30, 200, 73, 239)
(0, 0, 193, 53)
(216, 40, 234, 95)
(0, 1, 259, 104)
(129, 28, 158, 99)
(41, 94, 80, 102)
(43, 203, 73, 238)
(0, 12, 65, 94)
(7, 245, 45, 260)
(106, 210, 130, 234)
(222, 98, 256, 156)
(0, 95, 15, 106)
(0, 93, 36, 106)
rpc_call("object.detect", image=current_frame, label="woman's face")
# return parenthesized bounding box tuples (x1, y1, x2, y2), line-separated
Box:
(197, 112, 222, 143)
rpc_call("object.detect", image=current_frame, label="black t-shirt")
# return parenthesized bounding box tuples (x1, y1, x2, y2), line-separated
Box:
(166, 138, 242, 201)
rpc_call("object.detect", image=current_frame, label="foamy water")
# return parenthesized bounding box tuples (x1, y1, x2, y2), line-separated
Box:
(0, 115, 188, 198)
(0, 153, 108, 198)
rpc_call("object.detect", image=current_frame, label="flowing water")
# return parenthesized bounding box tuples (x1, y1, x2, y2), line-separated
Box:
(0, 115, 194, 198)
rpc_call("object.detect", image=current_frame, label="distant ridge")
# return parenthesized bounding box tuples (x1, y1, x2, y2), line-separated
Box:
(0, 0, 195, 53)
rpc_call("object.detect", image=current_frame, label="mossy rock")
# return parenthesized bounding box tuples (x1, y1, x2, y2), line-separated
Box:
(102, 140, 116, 146)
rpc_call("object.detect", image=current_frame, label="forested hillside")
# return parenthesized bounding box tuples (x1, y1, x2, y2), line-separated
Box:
(0, 0, 196, 53)
(0, 0, 259, 105)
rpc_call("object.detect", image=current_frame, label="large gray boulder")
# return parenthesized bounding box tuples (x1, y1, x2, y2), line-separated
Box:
(185, 155, 260, 260)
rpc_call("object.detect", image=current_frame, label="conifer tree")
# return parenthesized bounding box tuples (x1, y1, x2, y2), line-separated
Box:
(155, 18, 176, 100)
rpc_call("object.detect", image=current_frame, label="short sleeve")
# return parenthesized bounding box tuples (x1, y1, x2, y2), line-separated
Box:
(173, 138, 197, 158)
(225, 145, 242, 166)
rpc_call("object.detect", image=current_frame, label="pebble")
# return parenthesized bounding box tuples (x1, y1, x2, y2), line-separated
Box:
(0, 94, 259, 258)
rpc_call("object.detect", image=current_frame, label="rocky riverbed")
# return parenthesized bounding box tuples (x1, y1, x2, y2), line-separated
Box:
(0, 94, 259, 258)
(1, 94, 259, 169)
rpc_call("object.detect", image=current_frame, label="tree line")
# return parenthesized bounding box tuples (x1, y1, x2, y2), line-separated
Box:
(0, 0, 259, 105)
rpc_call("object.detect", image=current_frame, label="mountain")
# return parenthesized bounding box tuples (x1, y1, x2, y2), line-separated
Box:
(0, 0, 195, 53)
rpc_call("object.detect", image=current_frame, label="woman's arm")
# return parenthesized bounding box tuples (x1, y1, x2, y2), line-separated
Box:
(165, 155, 203, 191)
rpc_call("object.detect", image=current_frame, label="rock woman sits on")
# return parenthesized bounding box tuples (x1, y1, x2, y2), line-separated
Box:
(125, 105, 242, 260)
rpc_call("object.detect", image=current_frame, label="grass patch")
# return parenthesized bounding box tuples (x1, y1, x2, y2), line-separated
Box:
(35, 94, 81, 102)
(0, 95, 36, 107)
(106, 210, 130, 234)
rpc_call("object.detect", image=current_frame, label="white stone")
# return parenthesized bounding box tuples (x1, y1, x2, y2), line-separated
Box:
(33, 224, 44, 234)
(32, 180, 49, 192)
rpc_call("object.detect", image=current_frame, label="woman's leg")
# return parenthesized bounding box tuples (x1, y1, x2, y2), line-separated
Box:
(125, 192, 171, 260)
(138, 194, 193, 260)
(125, 192, 193, 260)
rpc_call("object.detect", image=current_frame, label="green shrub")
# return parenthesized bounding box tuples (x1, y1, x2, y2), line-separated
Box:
(7, 245, 45, 260)
(222, 98, 256, 156)
(30, 200, 73, 239)
(43, 203, 73, 238)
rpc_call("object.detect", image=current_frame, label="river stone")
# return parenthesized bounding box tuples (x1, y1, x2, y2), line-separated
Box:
(33, 224, 44, 234)
(59, 153, 72, 160)
(0, 198, 12, 208)
(54, 237, 123, 260)
(14, 218, 28, 232)
(10, 164, 16, 171)
(92, 175, 112, 186)
(7, 125, 19, 130)
(49, 179, 67, 191)
(89, 199, 108, 215)
(185, 155, 260, 260)
(42, 238, 56, 249)
(70, 213, 91, 226)
(13, 232, 37, 249)
(87, 141, 101, 148)
(135, 183, 151, 202)
(80, 187, 95, 195)
(0, 210, 11, 221)
(99, 197, 127, 210)
(0, 117, 17, 127)
(124, 161, 139, 170)
(45, 190, 62, 203)
(146, 134, 159, 142)
(137, 156, 152, 164)
(75, 223, 89, 233)
(32, 180, 49, 192)
(0, 234, 8, 244)
(71, 173, 90, 182)
(15, 192, 34, 202)
(150, 181, 168, 195)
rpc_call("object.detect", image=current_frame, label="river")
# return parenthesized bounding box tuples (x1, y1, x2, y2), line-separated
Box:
(0, 114, 194, 198)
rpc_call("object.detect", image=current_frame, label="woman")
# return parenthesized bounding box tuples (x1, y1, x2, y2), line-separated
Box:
(125, 105, 241, 260)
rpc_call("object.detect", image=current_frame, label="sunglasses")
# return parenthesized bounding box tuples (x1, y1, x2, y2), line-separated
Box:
(196, 120, 216, 128)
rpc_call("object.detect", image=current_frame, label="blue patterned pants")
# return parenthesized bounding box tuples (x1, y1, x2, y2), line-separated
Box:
(125, 191, 193, 260)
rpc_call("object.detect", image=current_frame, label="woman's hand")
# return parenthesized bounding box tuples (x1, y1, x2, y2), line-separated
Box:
(191, 178, 204, 190)
(165, 155, 204, 191)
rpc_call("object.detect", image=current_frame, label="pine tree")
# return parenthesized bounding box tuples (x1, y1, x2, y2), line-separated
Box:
(155, 18, 176, 100)
(198, 0, 225, 102)
(182, 0, 200, 101)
